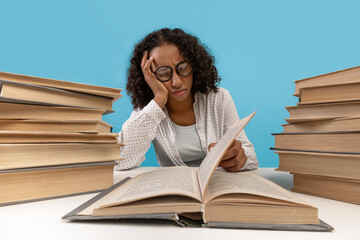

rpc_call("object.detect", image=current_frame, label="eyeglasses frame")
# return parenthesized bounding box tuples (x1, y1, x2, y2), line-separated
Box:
(152, 60, 193, 82)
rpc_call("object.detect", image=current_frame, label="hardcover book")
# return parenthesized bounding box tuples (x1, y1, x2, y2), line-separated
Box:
(285, 101, 360, 123)
(272, 132, 360, 154)
(0, 80, 115, 114)
(0, 71, 122, 100)
(0, 119, 112, 133)
(0, 162, 116, 206)
(0, 102, 104, 120)
(63, 112, 333, 231)
(0, 131, 119, 143)
(292, 173, 360, 205)
(299, 82, 360, 104)
(293, 65, 360, 96)
(282, 117, 360, 133)
(0, 143, 123, 170)
(275, 150, 360, 180)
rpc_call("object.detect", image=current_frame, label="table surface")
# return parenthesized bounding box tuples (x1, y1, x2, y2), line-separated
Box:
(1, 168, 359, 240)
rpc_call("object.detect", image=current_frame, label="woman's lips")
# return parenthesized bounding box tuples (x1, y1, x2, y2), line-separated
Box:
(172, 89, 186, 96)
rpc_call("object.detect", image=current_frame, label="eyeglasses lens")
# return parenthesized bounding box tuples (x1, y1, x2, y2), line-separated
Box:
(155, 67, 171, 81)
(177, 61, 192, 76)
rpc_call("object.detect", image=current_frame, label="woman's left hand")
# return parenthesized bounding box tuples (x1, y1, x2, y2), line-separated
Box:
(208, 140, 247, 172)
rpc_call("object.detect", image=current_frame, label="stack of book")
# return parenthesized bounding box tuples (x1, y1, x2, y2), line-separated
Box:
(0, 71, 123, 206)
(271, 66, 360, 205)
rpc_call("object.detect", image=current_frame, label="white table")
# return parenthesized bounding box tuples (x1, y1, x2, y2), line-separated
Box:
(1, 168, 359, 240)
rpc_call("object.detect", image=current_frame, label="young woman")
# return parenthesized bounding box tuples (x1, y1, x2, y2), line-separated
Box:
(117, 28, 258, 172)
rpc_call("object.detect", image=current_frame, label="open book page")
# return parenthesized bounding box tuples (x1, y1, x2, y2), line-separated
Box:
(203, 170, 311, 206)
(197, 112, 256, 197)
(77, 167, 202, 215)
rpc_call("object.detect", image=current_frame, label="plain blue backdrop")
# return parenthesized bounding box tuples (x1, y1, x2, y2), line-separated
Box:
(1, 0, 359, 167)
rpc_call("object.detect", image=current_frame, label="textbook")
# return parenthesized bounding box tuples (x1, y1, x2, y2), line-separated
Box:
(0, 143, 123, 170)
(293, 65, 360, 96)
(63, 112, 332, 231)
(0, 102, 104, 120)
(0, 119, 112, 133)
(275, 151, 360, 180)
(0, 131, 119, 143)
(0, 71, 122, 100)
(0, 161, 115, 206)
(272, 132, 360, 154)
(299, 82, 360, 105)
(282, 117, 360, 133)
(292, 173, 360, 205)
(0, 80, 114, 113)
(285, 101, 360, 123)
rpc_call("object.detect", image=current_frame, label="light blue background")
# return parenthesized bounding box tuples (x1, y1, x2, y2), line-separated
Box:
(1, 0, 359, 167)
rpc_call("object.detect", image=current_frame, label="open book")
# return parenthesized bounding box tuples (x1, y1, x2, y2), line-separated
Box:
(63, 112, 332, 231)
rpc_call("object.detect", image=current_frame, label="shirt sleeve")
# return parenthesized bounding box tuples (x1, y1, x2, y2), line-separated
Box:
(115, 100, 166, 170)
(221, 89, 258, 171)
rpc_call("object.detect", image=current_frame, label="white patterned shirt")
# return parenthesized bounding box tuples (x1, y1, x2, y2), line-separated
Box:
(116, 87, 258, 170)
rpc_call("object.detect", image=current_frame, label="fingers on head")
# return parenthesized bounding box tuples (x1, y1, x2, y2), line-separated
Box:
(141, 51, 153, 69)
(144, 58, 153, 71)
(141, 51, 148, 67)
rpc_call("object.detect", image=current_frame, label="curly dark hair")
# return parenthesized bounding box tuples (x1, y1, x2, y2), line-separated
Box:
(126, 28, 221, 109)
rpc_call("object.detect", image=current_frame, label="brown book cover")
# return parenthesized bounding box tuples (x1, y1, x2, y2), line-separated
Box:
(294, 66, 360, 96)
(292, 173, 360, 205)
(275, 150, 360, 180)
(0, 119, 112, 133)
(0, 80, 114, 113)
(285, 101, 360, 123)
(0, 71, 122, 100)
(272, 132, 360, 154)
(0, 131, 118, 143)
(282, 117, 360, 133)
(0, 143, 123, 170)
(299, 81, 360, 104)
(0, 102, 104, 120)
(0, 161, 116, 206)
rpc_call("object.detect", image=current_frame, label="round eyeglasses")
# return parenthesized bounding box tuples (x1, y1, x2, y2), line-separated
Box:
(153, 60, 193, 82)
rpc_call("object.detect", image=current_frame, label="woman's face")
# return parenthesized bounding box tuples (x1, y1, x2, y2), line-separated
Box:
(149, 43, 193, 104)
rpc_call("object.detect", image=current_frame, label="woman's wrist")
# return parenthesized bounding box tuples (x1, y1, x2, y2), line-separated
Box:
(154, 93, 168, 109)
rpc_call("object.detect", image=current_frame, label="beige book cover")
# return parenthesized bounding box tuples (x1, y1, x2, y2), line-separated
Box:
(0, 119, 112, 133)
(0, 80, 115, 112)
(275, 150, 360, 180)
(299, 81, 360, 104)
(0, 131, 119, 143)
(0, 71, 122, 100)
(282, 117, 360, 133)
(272, 132, 360, 154)
(292, 173, 360, 205)
(294, 66, 360, 96)
(0, 143, 123, 170)
(0, 102, 104, 120)
(0, 162, 116, 206)
(285, 101, 360, 123)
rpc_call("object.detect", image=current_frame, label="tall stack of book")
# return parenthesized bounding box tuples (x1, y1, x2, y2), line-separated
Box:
(271, 66, 360, 205)
(0, 72, 123, 206)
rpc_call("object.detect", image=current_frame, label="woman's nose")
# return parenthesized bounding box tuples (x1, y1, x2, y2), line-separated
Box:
(171, 71, 183, 88)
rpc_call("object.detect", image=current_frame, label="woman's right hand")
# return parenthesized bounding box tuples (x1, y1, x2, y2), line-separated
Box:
(141, 51, 169, 109)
